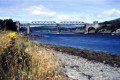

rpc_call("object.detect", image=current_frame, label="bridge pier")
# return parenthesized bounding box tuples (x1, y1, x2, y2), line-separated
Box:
(16, 21, 20, 32)
(84, 24, 89, 34)
(56, 24, 60, 34)
(27, 23, 30, 35)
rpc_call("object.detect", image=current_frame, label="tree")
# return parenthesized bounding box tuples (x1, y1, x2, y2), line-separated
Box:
(97, 18, 120, 33)
(0, 19, 4, 30)
(3, 19, 17, 31)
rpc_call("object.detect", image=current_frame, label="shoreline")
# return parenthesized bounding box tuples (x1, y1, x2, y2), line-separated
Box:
(55, 51, 120, 80)
(31, 41, 120, 79)
(30, 31, 120, 36)
(33, 42, 120, 67)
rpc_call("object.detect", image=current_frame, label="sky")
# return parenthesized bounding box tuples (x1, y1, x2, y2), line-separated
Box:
(0, 0, 120, 23)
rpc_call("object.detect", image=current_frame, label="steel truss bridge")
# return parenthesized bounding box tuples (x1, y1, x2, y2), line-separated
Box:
(17, 21, 99, 34)
(30, 21, 85, 25)
(19, 21, 86, 34)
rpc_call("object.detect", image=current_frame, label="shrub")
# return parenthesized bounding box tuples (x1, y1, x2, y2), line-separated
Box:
(0, 32, 66, 80)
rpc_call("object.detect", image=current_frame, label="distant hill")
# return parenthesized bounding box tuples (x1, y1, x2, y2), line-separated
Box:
(96, 18, 120, 33)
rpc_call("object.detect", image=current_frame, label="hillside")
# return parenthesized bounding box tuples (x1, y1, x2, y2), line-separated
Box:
(96, 18, 120, 33)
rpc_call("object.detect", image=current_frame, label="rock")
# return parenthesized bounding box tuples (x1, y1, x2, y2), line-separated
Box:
(55, 52, 120, 80)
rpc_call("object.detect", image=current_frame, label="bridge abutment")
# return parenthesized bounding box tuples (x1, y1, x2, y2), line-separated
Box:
(84, 21, 100, 34)
(27, 23, 30, 35)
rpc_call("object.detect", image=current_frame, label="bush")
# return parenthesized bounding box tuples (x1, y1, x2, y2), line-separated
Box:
(0, 32, 66, 80)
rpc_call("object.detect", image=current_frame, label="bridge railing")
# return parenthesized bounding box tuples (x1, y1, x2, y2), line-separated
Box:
(60, 21, 84, 25)
(31, 21, 57, 25)
(30, 21, 85, 25)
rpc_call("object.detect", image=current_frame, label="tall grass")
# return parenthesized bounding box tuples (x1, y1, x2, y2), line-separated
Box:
(0, 31, 66, 80)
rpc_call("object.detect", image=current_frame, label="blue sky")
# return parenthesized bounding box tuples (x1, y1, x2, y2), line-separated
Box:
(0, 0, 120, 23)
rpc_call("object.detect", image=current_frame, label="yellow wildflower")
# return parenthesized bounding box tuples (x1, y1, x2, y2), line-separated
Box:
(7, 32, 17, 38)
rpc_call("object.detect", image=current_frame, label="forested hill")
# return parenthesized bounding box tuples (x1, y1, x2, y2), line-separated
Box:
(96, 18, 120, 33)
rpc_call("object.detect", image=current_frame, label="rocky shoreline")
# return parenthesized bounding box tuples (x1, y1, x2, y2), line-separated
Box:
(31, 41, 120, 80)
(41, 44, 120, 67)
(55, 51, 120, 80)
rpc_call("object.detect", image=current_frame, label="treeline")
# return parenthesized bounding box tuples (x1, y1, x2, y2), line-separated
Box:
(96, 18, 120, 33)
(0, 19, 17, 31)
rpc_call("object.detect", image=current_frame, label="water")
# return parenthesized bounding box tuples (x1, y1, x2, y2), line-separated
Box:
(31, 32, 120, 54)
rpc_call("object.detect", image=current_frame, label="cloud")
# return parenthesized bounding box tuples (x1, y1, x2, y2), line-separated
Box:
(57, 15, 74, 20)
(23, 5, 83, 21)
(56, 14, 84, 21)
(0, 16, 23, 22)
(57, 15, 70, 20)
(97, 8, 120, 18)
(24, 5, 56, 17)
(0, 16, 10, 19)
(0, 3, 92, 22)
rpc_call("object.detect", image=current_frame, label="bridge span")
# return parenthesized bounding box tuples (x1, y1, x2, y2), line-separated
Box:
(16, 21, 100, 34)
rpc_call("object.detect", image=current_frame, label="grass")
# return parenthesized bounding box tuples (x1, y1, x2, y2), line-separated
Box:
(0, 31, 66, 80)
(40, 44, 120, 67)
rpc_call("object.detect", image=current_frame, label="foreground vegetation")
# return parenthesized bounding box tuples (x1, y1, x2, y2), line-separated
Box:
(0, 31, 66, 80)
(41, 44, 120, 67)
